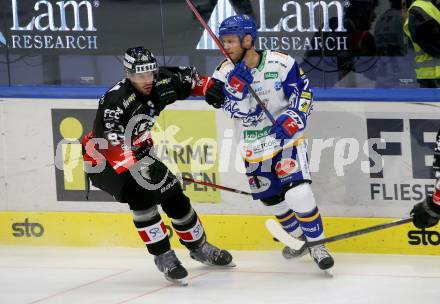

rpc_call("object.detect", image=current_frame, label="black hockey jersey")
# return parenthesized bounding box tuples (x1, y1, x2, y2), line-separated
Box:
(83, 66, 212, 173)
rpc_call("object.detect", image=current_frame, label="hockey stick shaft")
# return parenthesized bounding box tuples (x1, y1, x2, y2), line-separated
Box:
(266, 217, 413, 251)
(181, 176, 252, 196)
(185, 0, 277, 126)
(308, 217, 413, 247)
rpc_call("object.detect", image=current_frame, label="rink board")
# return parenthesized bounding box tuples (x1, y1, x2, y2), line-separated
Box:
(1, 98, 440, 218)
(1, 95, 440, 255)
(1, 212, 439, 255)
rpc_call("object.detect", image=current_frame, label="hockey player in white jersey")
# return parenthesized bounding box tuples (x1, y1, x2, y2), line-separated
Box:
(205, 14, 334, 271)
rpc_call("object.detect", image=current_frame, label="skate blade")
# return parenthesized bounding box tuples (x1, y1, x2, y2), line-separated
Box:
(165, 276, 188, 286)
(323, 269, 334, 278)
(194, 259, 237, 268)
(222, 261, 237, 267)
(190, 254, 237, 268)
(282, 249, 308, 260)
(199, 260, 237, 268)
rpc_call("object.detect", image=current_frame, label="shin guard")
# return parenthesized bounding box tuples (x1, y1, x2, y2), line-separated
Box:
(171, 208, 205, 250)
(133, 208, 170, 256)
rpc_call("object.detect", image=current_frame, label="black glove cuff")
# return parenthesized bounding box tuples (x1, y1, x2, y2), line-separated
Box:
(205, 79, 226, 109)
(424, 197, 440, 219)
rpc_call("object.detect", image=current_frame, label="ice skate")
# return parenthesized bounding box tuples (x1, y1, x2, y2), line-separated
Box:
(154, 250, 188, 286)
(190, 241, 236, 267)
(309, 244, 334, 276)
(282, 234, 308, 259)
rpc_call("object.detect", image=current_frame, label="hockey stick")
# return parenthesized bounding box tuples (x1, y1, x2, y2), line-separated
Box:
(266, 217, 413, 251)
(181, 176, 252, 196)
(185, 0, 277, 126)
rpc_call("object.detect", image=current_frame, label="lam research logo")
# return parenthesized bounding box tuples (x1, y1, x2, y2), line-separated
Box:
(0, 32, 7, 47)
(197, 0, 349, 52)
(5, 0, 99, 50)
(196, 0, 236, 50)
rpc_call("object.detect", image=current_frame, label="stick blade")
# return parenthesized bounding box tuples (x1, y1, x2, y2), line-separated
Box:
(265, 219, 305, 250)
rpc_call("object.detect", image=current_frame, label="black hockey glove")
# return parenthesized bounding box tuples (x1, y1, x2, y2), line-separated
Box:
(158, 66, 194, 99)
(139, 161, 170, 184)
(411, 195, 440, 228)
(153, 78, 178, 112)
(205, 78, 226, 109)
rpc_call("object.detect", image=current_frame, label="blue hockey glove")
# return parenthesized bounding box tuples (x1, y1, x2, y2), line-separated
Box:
(270, 112, 299, 140)
(224, 61, 253, 101)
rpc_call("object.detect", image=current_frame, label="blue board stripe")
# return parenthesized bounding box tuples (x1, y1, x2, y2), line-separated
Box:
(0, 86, 439, 102)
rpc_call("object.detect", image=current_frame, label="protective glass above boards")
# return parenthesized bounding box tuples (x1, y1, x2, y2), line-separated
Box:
(172, 0, 417, 88)
(1, 0, 163, 55)
(0, 0, 163, 85)
(0, 0, 422, 88)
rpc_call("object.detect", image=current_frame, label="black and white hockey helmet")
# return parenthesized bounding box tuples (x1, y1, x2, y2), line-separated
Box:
(123, 46, 158, 75)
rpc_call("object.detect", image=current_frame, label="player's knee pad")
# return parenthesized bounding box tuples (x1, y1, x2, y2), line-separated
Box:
(261, 196, 302, 236)
(131, 205, 159, 222)
(261, 198, 291, 217)
(171, 207, 196, 226)
(160, 189, 192, 220)
(284, 183, 317, 213)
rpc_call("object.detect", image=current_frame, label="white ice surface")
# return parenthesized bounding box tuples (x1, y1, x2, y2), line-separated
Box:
(0, 246, 439, 304)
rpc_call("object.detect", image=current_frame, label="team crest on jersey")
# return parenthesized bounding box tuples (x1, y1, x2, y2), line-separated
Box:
(274, 81, 282, 91)
(243, 105, 265, 127)
(275, 158, 298, 178)
(224, 100, 265, 127)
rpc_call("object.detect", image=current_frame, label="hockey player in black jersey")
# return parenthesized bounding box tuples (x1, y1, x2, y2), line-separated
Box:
(82, 46, 234, 286)
(411, 128, 440, 228)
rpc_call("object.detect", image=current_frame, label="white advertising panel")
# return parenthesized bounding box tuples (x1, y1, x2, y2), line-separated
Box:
(0, 98, 438, 218)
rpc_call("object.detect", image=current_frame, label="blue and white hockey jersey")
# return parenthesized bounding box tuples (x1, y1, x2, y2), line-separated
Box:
(213, 50, 313, 163)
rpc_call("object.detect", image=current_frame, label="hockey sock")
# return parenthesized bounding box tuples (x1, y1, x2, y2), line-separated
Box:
(132, 208, 170, 256)
(296, 207, 325, 241)
(263, 200, 303, 238)
(276, 209, 303, 238)
(284, 183, 326, 241)
(261, 196, 303, 238)
(171, 208, 206, 250)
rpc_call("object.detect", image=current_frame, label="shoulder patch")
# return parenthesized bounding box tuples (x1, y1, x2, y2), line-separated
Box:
(215, 58, 231, 71)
